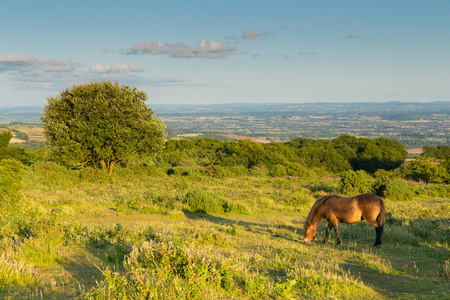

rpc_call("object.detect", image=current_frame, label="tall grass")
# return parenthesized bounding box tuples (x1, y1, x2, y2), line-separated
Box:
(0, 163, 448, 299)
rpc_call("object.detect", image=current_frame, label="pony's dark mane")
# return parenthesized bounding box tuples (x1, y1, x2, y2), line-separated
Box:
(304, 194, 338, 228)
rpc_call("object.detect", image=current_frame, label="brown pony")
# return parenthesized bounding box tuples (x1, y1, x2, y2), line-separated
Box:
(303, 194, 385, 247)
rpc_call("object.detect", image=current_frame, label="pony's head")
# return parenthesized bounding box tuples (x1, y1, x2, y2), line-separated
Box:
(303, 222, 318, 244)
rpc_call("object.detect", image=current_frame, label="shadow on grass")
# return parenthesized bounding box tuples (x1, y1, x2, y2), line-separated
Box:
(335, 220, 450, 299)
(57, 247, 116, 298)
(183, 210, 302, 243)
(340, 259, 447, 299)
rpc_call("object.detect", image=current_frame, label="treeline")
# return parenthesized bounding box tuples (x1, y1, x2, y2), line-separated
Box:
(161, 135, 406, 175)
(1, 129, 449, 185)
(423, 145, 450, 159)
(157, 135, 450, 185)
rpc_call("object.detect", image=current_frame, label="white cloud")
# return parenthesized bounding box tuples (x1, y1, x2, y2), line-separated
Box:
(128, 40, 237, 58)
(0, 53, 78, 72)
(242, 30, 261, 40)
(0, 53, 171, 92)
(87, 63, 143, 73)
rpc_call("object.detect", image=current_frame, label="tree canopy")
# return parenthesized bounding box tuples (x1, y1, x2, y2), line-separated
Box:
(0, 130, 13, 147)
(41, 81, 166, 175)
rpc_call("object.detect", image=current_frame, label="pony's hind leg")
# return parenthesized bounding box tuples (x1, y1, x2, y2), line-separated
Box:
(366, 218, 384, 247)
(323, 222, 333, 244)
(374, 226, 384, 248)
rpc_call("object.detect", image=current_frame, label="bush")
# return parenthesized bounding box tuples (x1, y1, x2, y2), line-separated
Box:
(0, 130, 13, 147)
(340, 170, 372, 195)
(414, 183, 450, 198)
(204, 165, 226, 179)
(182, 189, 231, 214)
(0, 159, 24, 203)
(85, 237, 238, 299)
(249, 165, 269, 177)
(270, 164, 287, 177)
(382, 179, 414, 201)
(401, 157, 448, 183)
(372, 169, 395, 196)
(0, 147, 31, 165)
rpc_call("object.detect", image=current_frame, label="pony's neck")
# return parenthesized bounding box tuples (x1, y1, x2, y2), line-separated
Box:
(310, 207, 325, 227)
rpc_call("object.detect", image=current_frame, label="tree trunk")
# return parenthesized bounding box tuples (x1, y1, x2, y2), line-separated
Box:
(100, 160, 116, 175)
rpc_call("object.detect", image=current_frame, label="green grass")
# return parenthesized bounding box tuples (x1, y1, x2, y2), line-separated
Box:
(0, 164, 448, 299)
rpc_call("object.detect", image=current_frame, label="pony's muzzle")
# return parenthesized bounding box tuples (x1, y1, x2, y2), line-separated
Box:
(303, 239, 312, 245)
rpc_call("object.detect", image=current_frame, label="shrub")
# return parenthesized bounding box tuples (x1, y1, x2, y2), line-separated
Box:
(0, 147, 32, 164)
(340, 170, 372, 195)
(0, 159, 24, 203)
(249, 165, 269, 177)
(372, 169, 395, 196)
(401, 157, 448, 183)
(182, 189, 231, 214)
(382, 179, 414, 201)
(0, 130, 13, 147)
(204, 165, 226, 179)
(414, 183, 450, 198)
(269, 164, 287, 177)
(85, 237, 238, 299)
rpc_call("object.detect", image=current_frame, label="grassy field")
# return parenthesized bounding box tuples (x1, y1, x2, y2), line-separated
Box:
(6, 125, 45, 142)
(0, 163, 449, 299)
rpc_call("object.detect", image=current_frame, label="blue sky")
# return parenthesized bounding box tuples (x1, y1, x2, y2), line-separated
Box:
(1, 0, 449, 107)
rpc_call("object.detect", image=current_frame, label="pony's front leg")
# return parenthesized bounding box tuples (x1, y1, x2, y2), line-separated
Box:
(323, 222, 333, 244)
(329, 218, 341, 245)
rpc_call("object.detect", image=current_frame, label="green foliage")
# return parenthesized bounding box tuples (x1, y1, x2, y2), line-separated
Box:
(340, 170, 373, 195)
(159, 135, 408, 178)
(41, 81, 166, 175)
(0, 159, 24, 203)
(85, 235, 239, 299)
(0, 207, 64, 266)
(0, 130, 13, 147)
(182, 188, 233, 214)
(401, 157, 448, 183)
(0, 248, 36, 289)
(414, 183, 450, 198)
(332, 135, 407, 173)
(372, 169, 395, 196)
(286, 259, 376, 299)
(11, 129, 29, 141)
(63, 222, 135, 263)
(0, 160, 448, 298)
(298, 142, 351, 174)
(423, 145, 450, 159)
(270, 164, 288, 177)
(382, 178, 414, 201)
(0, 146, 33, 165)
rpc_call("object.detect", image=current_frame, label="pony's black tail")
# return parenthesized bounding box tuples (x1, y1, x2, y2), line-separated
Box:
(374, 198, 386, 247)
(377, 199, 386, 227)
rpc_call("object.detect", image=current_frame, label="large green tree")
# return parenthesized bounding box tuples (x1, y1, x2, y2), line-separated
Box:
(42, 81, 166, 175)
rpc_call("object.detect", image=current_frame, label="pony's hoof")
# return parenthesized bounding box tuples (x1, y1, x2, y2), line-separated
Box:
(373, 243, 382, 248)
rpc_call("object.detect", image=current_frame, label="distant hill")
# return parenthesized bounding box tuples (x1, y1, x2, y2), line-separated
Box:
(0, 106, 44, 124)
(2, 102, 449, 148)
